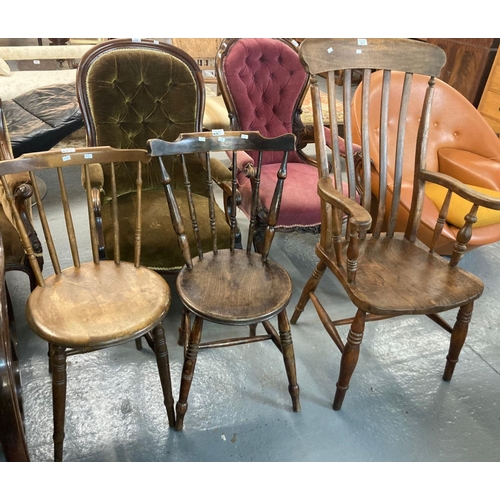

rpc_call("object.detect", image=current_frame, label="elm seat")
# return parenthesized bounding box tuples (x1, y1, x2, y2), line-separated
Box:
(77, 38, 232, 272)
(2, 83, 83, 157)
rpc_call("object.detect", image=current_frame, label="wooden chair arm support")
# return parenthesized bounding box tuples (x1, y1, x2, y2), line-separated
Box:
(421, 170, 500, 210)
(317, 176, 372, 230)
(81, 162, 104, 190)
(438, 147, 500, 191)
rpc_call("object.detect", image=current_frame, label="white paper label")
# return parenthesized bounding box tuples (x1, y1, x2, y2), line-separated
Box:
(212, 129, 225, 136)
(62, 155, 71, 162)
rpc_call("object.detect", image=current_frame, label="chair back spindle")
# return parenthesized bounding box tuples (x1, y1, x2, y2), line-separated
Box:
(0, 148, 150, 287)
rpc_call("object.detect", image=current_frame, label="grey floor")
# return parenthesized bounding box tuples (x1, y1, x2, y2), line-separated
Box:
(0, 40, 499, 475)
(1, 151, 500, 466)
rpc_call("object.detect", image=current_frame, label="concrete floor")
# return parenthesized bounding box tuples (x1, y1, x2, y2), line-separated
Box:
(0, 40, 499, 478)
(1, 156, 500, 465)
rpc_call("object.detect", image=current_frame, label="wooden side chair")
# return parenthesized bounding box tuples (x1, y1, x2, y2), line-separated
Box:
(148, 131, 301, 431)
(0, 233, 30, 462)
(77, 38, 232, 274)
(0, 146, 176, 461)
(291, 38, 498, 411)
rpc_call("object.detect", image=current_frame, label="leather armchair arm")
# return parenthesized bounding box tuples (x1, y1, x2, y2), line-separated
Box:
(421, 170, 500, 211)
(438, 147, 500, 191)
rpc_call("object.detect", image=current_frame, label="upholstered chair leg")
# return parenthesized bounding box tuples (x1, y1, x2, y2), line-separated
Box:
(333, 309, 366, 411)
(291, 260, 327, 324)
(135, 338, 142, 350)
(151, 324, 176, 427)
(175, 315, 203, 431)
(277, 310, 300, 412)
(443, 302, 474, 382)
(51, 344, 67, 462)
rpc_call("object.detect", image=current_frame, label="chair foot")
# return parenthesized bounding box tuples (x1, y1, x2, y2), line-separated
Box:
(333, 384, 347, 411)
(175, 315, 203, 430)
(152, 324, 176, 428)
(135, 338, 142, 350)
(443, 302, 473, 382)
(175, 402, 187, 431)
(278, 310, 301, 412)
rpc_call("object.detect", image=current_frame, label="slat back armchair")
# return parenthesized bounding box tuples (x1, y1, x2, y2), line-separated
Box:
(148, 130, 300, 430)
(291, 38, 498, 411)
(0, 146, 175, 461)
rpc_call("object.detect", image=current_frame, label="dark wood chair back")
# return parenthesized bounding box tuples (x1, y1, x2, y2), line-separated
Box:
(148, 131, 296, 263)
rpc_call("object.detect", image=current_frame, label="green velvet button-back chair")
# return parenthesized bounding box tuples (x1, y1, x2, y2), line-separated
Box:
(76, 38, 232, 273)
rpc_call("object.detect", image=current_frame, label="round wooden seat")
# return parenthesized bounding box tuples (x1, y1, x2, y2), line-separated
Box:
(26, 261, 171, 349)
(177, 249, 292, 326)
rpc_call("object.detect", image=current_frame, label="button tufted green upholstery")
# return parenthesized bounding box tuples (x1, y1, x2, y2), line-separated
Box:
(77, 39, 232, 271)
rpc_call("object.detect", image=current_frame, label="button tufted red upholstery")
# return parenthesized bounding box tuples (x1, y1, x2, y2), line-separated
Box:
(217, 38, 328, 233)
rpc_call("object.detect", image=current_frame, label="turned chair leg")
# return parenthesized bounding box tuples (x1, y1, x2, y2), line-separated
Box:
(291, 261, 327, 324)
(51, 344, 67, 462)
(278, 310, 300, 412)
(333, 309, 366, 411)
(443, 302, 473, 382)
(177, 307, 190, 350)
(175, 315, 203, 431)
(151, 324, 176, 427)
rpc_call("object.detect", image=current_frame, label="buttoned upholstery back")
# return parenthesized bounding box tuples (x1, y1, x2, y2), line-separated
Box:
(218, 38, 308, 165)
(78, 39, 208, 196)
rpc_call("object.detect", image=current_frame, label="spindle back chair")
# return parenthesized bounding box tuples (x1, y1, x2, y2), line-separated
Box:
(0, 146, 175, 460)
(148, 130, 300, 430)
(292, 38, 497, 411)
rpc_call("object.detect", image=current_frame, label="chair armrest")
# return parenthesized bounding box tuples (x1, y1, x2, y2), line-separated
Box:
(438, 147, 500, 191)
(317, 176, 371, 229)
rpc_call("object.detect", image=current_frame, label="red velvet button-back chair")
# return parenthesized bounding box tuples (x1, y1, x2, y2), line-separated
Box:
(216, 38, 330, 248)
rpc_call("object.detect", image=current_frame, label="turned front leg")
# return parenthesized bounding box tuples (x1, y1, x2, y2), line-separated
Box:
(278, 310, 300, 412)
(333, 309, 366, 411)
(51, 344, 67, 462)
(176, 315, 203, 431)
(152, 324, 176, 428)
(443, 302, 473, 381)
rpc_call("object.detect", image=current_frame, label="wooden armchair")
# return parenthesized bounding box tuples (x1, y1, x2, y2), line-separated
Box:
(292, 38, 496, 411)
(0, 99, 42, 290)
(0, 146, 176, 461)
(76, 38, 233, 273)
(351, 69, 500, 255)
(148, 131, 300, 431)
